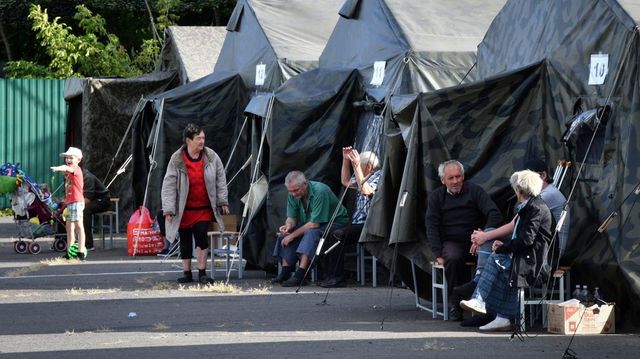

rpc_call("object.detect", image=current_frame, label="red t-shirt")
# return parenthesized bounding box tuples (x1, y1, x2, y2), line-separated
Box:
(180, 149, 214, 229)
(65, 164, 84, 204)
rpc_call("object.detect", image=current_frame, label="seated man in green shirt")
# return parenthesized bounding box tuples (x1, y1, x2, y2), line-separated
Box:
(272, 170, 349, 287)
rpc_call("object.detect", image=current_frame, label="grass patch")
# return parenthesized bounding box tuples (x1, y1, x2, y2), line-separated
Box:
(135, 276, 153, 285)
(13, 292, 42, 298)
(151, 282, 173, 290)
(5, 263, 45, 277)
(248, 284, 271, 294)
(178, 281, 241, 294)
(40, 258, 78, 266)
(95, 326, 113, 333)
(152, 322, 169, 330)
(65, 287, 120, 296)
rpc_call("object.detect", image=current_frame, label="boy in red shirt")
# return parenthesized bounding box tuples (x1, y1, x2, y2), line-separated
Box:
(51, 147, 87, 260)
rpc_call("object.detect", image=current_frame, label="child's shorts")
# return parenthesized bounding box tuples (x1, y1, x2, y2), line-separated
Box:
(65, 202, 85, 222)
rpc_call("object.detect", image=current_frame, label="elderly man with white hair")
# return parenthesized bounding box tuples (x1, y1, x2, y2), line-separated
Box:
(426, 160, 502, 320)
(460, 170, 555, 332)
(272, 171, 349, 287)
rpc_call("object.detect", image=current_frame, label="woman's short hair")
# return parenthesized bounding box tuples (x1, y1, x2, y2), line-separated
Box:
(183, 123, 203, 142)
(285, 171, 307, 186)
(510, 170, 543, 197)
(360, 151, 380, 169)
(438, 160, 464, 179)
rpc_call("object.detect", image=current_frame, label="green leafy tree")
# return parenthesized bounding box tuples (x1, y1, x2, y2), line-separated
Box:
(5, 4, 140, 78)
(2, 0, 235, 78)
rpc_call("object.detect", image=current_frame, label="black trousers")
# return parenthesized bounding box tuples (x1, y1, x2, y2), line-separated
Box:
(83, 198, 111, 248)
(441, 241, 474, 296)
(322, 223, 364, 279)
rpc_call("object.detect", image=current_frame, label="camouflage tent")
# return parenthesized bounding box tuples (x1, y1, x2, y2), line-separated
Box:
(130, 0, 342, 265)
(155, 26, 227, 85)
(243, 0, 506, 268)
(63, 72, 178, 229)
(369, 0, 640, 329)
(320, 0, 506, 99)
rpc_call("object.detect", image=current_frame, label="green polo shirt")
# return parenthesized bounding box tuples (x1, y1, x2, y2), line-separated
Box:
(287, 181, 348, 225)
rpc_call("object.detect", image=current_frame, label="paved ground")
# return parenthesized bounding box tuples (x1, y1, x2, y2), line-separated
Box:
(0, 216, 638, 358)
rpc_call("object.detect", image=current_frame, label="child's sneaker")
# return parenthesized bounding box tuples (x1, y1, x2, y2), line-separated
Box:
(78, 252, 86, 261)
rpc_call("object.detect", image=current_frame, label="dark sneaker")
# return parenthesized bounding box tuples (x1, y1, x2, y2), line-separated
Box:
(78, 252, 86, 261)
(199, 275, 214, 284)
(282, 276, 305, 287)
(157, 249, 170, 256)
(177, 275, 194, 284)
(270, 272, 289, 284)
(320, 277, 345, 288)
(449, 305, 463, 321)
(86, 246, 96, 252)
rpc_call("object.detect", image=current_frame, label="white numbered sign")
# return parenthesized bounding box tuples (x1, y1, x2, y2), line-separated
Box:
(370, 61, 386, 86)
(255, 64, 266, 86)
(588, 54, 608, 85)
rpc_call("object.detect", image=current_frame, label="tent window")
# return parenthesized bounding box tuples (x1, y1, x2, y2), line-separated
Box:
(562, 105, 610, 164)
(226, 4, 244, 32)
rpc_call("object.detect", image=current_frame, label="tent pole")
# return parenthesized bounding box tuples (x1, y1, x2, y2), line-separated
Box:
(103, 96, 144, 183)
(135, 98, 165, 257)
(224, 95, 275, 283)
(224, 115, 249, 172)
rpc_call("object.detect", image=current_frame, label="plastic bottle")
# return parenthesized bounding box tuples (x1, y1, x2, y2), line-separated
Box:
(572, 285, 581, 300)
(580, 285, 589, 302)
(593, 287, 602, 302)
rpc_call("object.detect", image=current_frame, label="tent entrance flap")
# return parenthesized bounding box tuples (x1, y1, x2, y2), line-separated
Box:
(244, 93, 275, 117)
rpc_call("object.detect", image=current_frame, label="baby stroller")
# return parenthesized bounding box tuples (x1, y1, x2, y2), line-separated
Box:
(2, 163, 67, 254)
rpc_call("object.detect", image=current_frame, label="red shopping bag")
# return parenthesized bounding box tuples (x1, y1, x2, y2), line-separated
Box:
(127, 206, 163, 256)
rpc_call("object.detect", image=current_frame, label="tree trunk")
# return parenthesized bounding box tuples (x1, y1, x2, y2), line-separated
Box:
(213, 7, 222, 26)
(0, 18, 12, 60)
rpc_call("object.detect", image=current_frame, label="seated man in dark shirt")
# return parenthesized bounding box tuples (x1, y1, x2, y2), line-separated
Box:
(83, 168, 111, 251)
(426, 160, 502, 320)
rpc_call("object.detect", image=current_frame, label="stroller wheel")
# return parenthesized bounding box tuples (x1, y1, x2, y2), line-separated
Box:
(14, 241, 28, 254)
(53, 237, 67, 252)
(28, 242, 41, 254)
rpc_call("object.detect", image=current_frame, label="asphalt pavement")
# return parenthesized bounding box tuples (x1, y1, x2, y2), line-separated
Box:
(0, 216, 638, 358)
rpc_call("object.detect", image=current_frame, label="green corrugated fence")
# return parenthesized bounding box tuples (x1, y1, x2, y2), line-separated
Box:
(0, 79, 67, 208)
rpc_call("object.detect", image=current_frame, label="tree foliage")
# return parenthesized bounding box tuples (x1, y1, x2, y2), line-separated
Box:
(1, 0, 235, 78)
(5, 4, 142, 78)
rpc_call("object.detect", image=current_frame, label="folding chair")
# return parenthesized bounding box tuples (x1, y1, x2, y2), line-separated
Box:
(207, 214, 243, 279)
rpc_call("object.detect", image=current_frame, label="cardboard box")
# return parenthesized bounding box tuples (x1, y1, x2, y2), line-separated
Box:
(547, 300, 615, 334)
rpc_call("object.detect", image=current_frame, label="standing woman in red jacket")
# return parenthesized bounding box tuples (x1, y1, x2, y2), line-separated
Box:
(161, 123, 229, 284)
